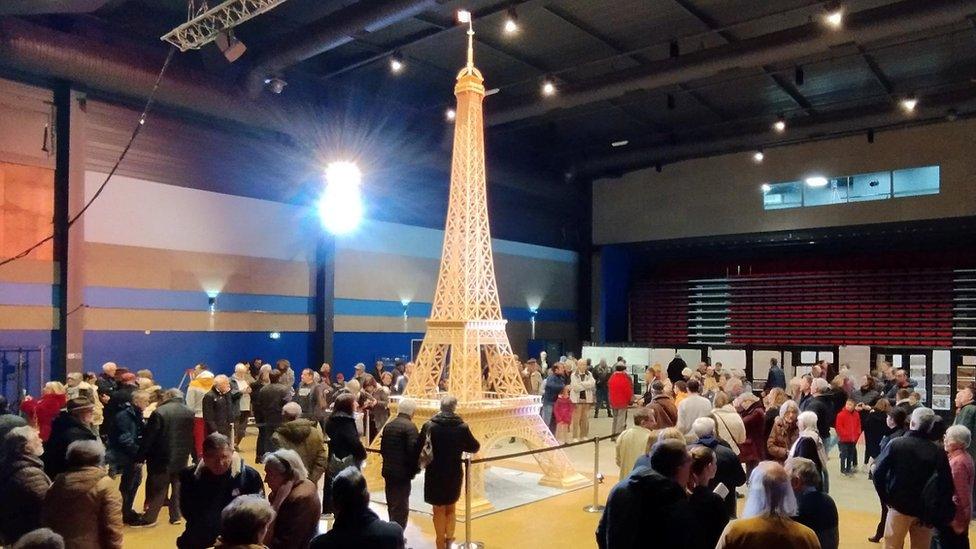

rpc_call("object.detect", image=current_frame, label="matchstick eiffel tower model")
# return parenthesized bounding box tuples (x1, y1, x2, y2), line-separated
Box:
(367, 14, 585, 514)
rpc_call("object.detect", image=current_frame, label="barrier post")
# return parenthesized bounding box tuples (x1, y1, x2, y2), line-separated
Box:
(582, 436, 605, 513)
(456, 455, 484, 549)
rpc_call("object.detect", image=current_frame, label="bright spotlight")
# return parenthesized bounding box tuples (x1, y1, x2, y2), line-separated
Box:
(805, 176, 829, 187)
(504, 7, 518, 34)
(446, 108, 456, 121)
(319, 161, 363, 234)
(541, 80, 556, 96)
(761, 183, 772, 193)
(773, 117, 786, 133)
(900, 96, 918, 113)
(389, 52, 404, 73)
(753, 150, 765, 163)
(457, 10, 471, 24)
(824, 6, 844, 28)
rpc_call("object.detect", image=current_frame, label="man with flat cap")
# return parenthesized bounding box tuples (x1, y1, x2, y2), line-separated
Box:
(44, 396, 99, 476)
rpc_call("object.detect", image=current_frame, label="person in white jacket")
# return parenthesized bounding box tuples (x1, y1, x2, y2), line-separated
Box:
(676, 379, 713, 435)
(710, 390, 746, 455)
(569, 360, 597, 441)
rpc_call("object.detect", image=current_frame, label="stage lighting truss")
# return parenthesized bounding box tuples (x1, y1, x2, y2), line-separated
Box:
(161, 0, 289, 52)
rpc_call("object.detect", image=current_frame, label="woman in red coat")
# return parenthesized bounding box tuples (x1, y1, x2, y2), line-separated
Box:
(736, 393, 766, 476)
(20, 381, 68, 441)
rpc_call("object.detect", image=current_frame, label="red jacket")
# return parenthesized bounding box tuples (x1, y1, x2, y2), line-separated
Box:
(21, 393, 67, 441)
(608, 371, 633, 409)
(738, 400, 767, 463)
(834, 407, 862, 443)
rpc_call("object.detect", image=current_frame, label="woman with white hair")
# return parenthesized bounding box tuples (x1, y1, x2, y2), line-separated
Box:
(939, 424, 974, 549)
(261, 449, 321, 549)
(789, 410, 829, 492)
(715, 462, 820, 548)
(767, 400, 800, 463)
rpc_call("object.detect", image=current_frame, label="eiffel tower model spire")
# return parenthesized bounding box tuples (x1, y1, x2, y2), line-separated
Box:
(369, 14, 586, 515)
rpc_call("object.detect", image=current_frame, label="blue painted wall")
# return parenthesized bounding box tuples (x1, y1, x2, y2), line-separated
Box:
(83, 331, 311, 389)
(600, 245, 632, 343)
(332, 332, 423, 378)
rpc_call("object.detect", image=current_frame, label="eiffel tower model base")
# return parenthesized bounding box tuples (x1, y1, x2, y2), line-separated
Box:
(366, 396, 588, 517)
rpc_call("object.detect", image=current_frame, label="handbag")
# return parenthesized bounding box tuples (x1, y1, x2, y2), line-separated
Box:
(418, 423, 434, 469)
(328, 452, 357, 477)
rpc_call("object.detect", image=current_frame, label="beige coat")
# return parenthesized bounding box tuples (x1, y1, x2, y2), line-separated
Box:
(43, 466, 123, 549)
(710, 405, 746, 455)
(615, 425, 653, 480)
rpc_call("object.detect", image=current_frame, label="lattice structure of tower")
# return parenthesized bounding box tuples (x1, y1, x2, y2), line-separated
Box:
(366, 16, 586, 515)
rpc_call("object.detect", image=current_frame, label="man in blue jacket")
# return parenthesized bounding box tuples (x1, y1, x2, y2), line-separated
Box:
(108, 389, 149, 524)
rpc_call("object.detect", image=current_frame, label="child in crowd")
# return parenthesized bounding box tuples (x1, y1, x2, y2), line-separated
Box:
(553, 386, 575, 443)
(835, 398, 862, 476)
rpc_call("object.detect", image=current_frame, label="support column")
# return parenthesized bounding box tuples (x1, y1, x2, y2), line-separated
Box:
(312, 234, 335, 368)
(66, 91, 87, 375)
(51, 83, 69, 382)
(577, 177, 593, 347)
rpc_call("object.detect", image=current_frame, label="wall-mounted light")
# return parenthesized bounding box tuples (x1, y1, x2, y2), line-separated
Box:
(269, 331, 281, 340)
(401, 299, 410, 320)
(206, 290, 218, 314)
(529, 307, 538, 339)
(753, 149, 764, 163)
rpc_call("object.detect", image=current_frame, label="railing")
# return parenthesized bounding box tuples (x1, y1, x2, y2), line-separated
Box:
(364, 430, 620, 548)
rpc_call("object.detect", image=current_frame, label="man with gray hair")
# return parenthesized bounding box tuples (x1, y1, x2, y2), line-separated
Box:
(380, 398, 421, 529)
(138, 388, 195, 527)
(421, 396, 480, 549)
(715, 461, 819, 548)
(272, 401, 326, 484)
(216, 495, 275, 548)
(939, 424, 973, 549)
(690, 416, 746, 518)
(786, 457, 838, 549)
(203, 374, 238, 440)
(874, 407, 954, 549)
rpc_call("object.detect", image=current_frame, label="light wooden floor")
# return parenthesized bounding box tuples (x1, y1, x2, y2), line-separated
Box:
(122, 418, 975, 548)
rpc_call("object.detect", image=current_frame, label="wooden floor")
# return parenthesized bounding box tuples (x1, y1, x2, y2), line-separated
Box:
(122, 419, 975, 549)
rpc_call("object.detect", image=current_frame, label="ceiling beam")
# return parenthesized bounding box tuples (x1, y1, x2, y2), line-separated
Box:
(671, 0, 816, 115)
(857, 45, 895, 97)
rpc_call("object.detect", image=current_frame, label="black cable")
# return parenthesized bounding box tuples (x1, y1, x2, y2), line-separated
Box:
(0, 46, 176, 269)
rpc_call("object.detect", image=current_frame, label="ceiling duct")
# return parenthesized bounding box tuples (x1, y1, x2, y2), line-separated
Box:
(489, 0, 976, 126)
(244, 0, 438, 97)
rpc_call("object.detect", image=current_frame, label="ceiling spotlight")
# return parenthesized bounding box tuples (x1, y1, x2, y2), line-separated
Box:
(264, 76, 287, 94)
(773, 115, 786, 133)
(457, 9, 471, 23)
(823, 3, 844, 28)
(761, 183, 772, 193)
(611, 140, 629, 148)
(541, 79, 556, 96)
(389, 52, 404, 73)
(445, 108, 456, 121)
(504, 7, 518, 34)
(794, 65, 804, 86)
(900, 95, 918, 113)
(805, 175, 829, 187)
(753, 150, 765, 163)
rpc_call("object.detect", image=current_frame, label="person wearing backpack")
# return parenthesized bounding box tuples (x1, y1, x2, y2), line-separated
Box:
(379, 399, 420, 530)
(872, 407, 954, 549)
(420, 395, 480, 549)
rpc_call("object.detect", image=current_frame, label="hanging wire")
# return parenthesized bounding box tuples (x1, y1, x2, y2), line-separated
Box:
(0, 46, 177, 269)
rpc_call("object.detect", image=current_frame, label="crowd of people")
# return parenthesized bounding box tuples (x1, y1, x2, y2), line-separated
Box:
(0, 357, 486, 549)
(2, 352, 974, 549)
(595, 354, 976, 549)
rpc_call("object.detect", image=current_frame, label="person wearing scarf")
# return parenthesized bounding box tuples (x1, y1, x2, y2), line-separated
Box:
(262, 449, 320, 549)
(789, 410, 830, 493)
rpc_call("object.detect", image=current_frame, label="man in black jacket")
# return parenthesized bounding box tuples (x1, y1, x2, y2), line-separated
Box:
(108, 389, 149, 524)
(253, 370, 290, 460)
(310, 467, 404, 549)
(667, 354, 688, 384)
(687, 417, 747, 518)
(873, 407, 954, 549)
(421, 396, 480, 549)
(202, 375, 237, 439)
(104, 372, 137, 435)
(787, 456, 839, 549)
(597, 439, 694, 549)
(178, 433, 263, 549)
(43, 397, 98, 477)
(95, 362, 118, 404)
(137, 388, 195, 527)
(801, 378, 836, 442)
(380, 398, 420, 529)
